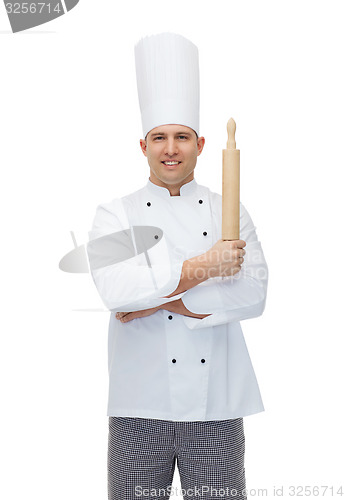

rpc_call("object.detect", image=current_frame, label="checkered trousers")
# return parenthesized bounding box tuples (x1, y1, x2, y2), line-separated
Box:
(108, 416, 247, 500)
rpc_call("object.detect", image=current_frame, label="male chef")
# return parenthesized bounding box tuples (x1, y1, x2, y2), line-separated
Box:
(87, 33, 268, 500)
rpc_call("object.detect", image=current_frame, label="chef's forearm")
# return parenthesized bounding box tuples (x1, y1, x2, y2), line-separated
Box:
(164, 255, 209, 298)
(160, 299, 210, 319)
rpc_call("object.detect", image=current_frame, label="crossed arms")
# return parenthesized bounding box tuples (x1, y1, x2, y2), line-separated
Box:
(116, 239, 246, 323)
(87, 199, 268, 330)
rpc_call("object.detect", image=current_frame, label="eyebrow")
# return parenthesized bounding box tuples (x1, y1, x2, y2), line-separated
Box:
(150, 131, 192, 137)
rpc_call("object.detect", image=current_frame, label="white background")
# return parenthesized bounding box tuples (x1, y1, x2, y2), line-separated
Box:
(1, 1, 344, 498)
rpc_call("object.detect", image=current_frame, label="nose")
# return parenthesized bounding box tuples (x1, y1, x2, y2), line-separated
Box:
(164, 138, 178, 156)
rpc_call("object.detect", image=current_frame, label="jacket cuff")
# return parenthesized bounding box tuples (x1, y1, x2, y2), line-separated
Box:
(181, 279, 225, 314)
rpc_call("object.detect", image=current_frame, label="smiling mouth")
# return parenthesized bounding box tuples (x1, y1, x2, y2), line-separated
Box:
(162, 161, 181, 166)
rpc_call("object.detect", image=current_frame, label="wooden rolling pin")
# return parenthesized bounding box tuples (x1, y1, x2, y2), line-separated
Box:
(222, 118, 240, 240)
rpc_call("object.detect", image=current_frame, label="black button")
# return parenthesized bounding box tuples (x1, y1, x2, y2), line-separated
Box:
(172, 359, 176, 363)
(168, 315, 173, 320)
(154, 235, 158, 239)
(203, 231, 207, 236)
(201, 359, 206, 363)
(199, 199, 203, 204)
(147, 202, 151, 206)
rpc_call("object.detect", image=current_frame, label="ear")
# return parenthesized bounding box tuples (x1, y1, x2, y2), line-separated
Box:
(197, 136, 205, 156)
(140, 139, 148, 157)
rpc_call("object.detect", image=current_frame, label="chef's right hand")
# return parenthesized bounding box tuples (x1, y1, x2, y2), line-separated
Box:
(202, 239, 246, 278)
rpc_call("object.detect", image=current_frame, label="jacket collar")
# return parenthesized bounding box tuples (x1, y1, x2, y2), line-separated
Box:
(146, 178, 197, 198)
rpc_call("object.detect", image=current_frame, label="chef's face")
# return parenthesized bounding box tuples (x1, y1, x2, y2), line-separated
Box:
(140, 124, 205, 196)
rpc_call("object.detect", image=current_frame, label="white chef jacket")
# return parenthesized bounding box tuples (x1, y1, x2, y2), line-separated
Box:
(87, 178, 268, 421)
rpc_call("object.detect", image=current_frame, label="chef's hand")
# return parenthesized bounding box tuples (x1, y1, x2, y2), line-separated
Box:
(164, 239, 247, 299)
(203, 239, 246, 278)
(115, 306, 160, 323)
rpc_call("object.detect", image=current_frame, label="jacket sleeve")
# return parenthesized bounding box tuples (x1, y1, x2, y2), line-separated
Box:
(86, 199, 186, 312)
(181, 202, 268, 330)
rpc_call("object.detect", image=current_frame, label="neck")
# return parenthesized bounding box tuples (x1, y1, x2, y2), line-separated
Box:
(149, 172, 194, 196)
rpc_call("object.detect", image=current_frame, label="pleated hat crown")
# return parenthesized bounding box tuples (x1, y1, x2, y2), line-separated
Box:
(134, 32, 200, 138)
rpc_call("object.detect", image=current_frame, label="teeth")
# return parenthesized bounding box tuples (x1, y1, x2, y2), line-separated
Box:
(164, 161, 179, 165)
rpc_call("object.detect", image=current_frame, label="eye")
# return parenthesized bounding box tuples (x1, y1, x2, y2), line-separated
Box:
(178, 135, 188, 140)
(153, 136, 164, 141)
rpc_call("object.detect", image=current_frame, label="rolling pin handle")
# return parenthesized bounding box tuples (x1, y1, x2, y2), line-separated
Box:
(226, 118, 236, 150)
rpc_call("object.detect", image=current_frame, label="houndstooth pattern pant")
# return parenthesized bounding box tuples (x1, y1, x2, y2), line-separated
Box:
(108, 416, 247, 500)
